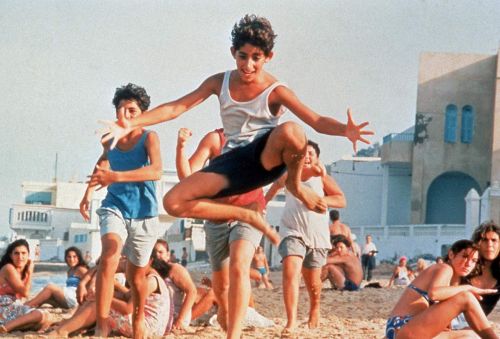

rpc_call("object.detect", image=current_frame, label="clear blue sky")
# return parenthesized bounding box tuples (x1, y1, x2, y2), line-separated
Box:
(1, 0, 499, 234)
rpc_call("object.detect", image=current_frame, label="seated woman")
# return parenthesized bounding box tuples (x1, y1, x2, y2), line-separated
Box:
(386, 239, 498, 339)
(388, 256, 412, 287)
(25, 246, 89, 309)
(0, 239, 51, 333)
(152, 239, 205, 330)
(48, 257, 170, 337)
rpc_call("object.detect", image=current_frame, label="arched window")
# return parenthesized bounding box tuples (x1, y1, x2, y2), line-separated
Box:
(444, 104, 457, 143)
(461, 105, 474, 144)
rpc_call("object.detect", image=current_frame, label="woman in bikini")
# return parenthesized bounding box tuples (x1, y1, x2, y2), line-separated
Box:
(25, 246, 89, 309)
(386, 239, 498, 339)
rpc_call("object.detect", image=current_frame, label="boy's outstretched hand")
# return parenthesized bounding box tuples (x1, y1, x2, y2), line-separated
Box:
(345, 108, 373, 152)
(98, 107, 133, 149)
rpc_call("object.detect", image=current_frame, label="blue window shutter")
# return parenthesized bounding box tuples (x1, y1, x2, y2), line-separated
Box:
(461, 105, 474, 144)
(444, 105, 457, 143)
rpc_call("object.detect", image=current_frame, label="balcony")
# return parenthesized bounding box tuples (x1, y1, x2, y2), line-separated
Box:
(9, 204, 53, 231)
(381, 132, 414, 165)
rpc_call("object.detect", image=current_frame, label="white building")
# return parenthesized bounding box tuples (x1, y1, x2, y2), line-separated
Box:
(8, 170, 206, 262)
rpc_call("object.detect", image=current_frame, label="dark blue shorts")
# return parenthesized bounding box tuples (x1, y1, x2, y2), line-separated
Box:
(200, 129, 286, 198)
(343, 279, 360, 291)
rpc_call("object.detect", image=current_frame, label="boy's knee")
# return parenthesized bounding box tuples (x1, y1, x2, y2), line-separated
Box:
(163, 192, 183, 217)
(276, 122, 306, 144)
(455, 290, 478, 309)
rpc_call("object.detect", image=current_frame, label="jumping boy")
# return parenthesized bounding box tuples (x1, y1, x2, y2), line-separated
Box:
(80, 83, 162, 338)
(101, 15, 372, 338)
(101, 14, 372, 233)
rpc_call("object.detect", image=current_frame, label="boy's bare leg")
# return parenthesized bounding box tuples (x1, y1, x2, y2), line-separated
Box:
(227, 239, 254, 339)
(126, 262, 148, 339)
(261, 122, 327, 213)
(95, 233, 123, 337)
(212, 263, 230, 331)
(164, 173, 279, 245)
(302, 267, 323, 328)
(191, 287, 216, 321)
(324, 264, 346, 289)
(282, 255, 303, 332)
(49, 301, 97, 336)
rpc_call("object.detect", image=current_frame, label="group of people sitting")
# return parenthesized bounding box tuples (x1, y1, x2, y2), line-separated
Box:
(0, 237, 276, 336)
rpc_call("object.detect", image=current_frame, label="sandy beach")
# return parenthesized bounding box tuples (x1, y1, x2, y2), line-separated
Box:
(1, 264, 499, 338)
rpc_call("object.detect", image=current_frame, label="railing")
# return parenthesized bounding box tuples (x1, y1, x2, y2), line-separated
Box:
(9, 204, 52, 227)
(351, 224, 466, 239)
(382, 133, 414, 144)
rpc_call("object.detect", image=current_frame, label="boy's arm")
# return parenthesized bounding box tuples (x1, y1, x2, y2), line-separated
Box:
(88, 131, 162, 188)
(176, 129, 220, 180)
(273, 86, 373, 152)
(102, 75, 221, 148)
(264, 173, 287, 204)
(321, 167, 346, 209)
(169, 265, 198, 329)
(79, 151, 109, 221)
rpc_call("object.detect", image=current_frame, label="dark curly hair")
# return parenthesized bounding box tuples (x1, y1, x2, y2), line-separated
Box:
(64, 246, 89, 269)
(112, 83, 150, 112)
(231, 14, 277, 56)
(471, 221, 500, 281)
(0, 239, 30, 280)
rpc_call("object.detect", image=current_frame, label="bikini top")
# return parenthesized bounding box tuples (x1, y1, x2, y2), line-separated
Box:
(66, 275, 81, 288)
(407, 284, 435, 305)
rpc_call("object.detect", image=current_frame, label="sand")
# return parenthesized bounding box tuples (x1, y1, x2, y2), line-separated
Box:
(1, 264, 499, 338)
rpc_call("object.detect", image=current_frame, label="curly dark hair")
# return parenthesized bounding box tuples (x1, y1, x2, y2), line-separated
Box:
(331, 234, 351, 248)
(231, 14, 277, 56)
(0, 239, 30, 280)
(112, 83, 150, 112)
(64, 246, 89, 269)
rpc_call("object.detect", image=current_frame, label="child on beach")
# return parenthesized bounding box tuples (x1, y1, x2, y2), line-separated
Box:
(252, 246, 273, 289)
(386, 239, 498, 339)
(321, 234, 363, 291)
(26, 246, 89, 309)
(175, 127, 269, 334)
(79, 83, 163, 338)
(387, 256, 412, 287)
(265, 140, 346, 333)
(100, 14, 372, 248)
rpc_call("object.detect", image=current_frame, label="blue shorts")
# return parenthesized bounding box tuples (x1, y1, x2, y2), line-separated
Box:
(386, 315, 412, 339)
(257, 267, 267, 276)
(200, 129, 286, 198)
(343, 279, 360, 291)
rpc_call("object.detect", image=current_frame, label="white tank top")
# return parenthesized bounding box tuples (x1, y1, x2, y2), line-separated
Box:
(279, 176, 331, 249)
(218, 70, 287, 152)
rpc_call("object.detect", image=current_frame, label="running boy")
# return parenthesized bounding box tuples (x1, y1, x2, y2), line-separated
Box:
(265, 140, 346, 333)
(80, 83, 162, 338)
(100, 14, 373, 248)
(175, 127, 268, 335)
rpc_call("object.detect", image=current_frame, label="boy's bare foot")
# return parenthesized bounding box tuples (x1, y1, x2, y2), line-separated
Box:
(308, 308, 320, 328)
(217, 308, 228, 332)
(263, 227, 280, 246)
(281, 327, 295, 338)
(95, 318, 111, 338)
(249, 210, 280, 245)
(285, 181, 327, 213)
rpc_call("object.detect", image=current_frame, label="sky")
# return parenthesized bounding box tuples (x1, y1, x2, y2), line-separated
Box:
(1, 0, 499, 234)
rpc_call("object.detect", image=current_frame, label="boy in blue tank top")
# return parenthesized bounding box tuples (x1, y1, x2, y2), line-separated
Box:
(79, 83, 162, 339)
